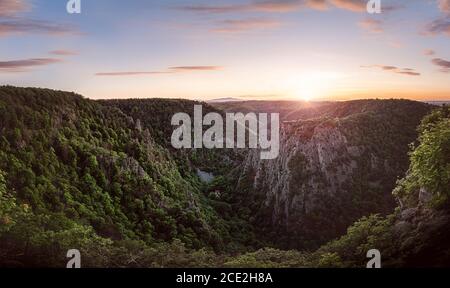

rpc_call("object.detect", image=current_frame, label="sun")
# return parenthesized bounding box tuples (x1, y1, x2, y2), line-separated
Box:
(296, 80, 322, 102)
(299, 86, 318, 102)
(287, 71, 339, 102)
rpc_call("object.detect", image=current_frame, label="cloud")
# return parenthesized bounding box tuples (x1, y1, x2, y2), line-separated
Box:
(388, 41, 403, 48)
(50, 50, 78, 56)
(0, 0, 28, 17)
(306, 0, 328, 10)
(424, 17, 450, 36)
(96, 71, 172, 76)
(0, 1, 79, 38)
(169, 66, 223, 71)
(212, 18, 281, 33)
(176, 0, 372, 14)
(359, 18, 383, 33)
(380, 65, 397, 70)
(176, 0, 308, 14)
(423, 49, 436, 56)
(0, 19, 78, 37)
(362, 65, 421, 76)
(252, 0, 305, 12)
(0, 58, 62, 73)
(422, 1, 450, 37)
(329, 0, 366, 12)
(96, 66, 223, 76)
(176, 3, 248, 13)
(396, 71, 421, 76)
(431, 58, 450, 72)
(438, 0, 450, 13)
(177, 0, 306, 14)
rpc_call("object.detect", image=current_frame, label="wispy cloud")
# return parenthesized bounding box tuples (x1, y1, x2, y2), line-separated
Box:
(0, 0, 29, 17)
(175, 0, 304, 14)
(438, 0, 450, 13)
(431, 58, 450, 73)
(424, 17, 450, 36)
(362, 65, 421, 76)
(388, 40, 403, 48)
(423, 49, 436, 56)
(252, 0, 305, 12)
(169, 66, 223, 71)
(96, 66, 223, 77)
(0, 0, 79, 38)
(212, 18, 281, 33)
(329, 0, 366, 12)
(359, 18, 383, 33)
(177, 0, 393, 35)
(49, 50, 78, 56)
(423, 1, 450, 37)
(96, 71, 172, 76)
(0, 19, 78, 37)
(175, 3, 248, 14)
(306, 0, 328, 10)
(0, 58, 62, 73)
(396, 71, 421, 76)
(176, 0, 374, 14)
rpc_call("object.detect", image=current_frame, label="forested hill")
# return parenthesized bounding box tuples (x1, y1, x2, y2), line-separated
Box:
(100, 99, 220, 148)
(100, 99, 242, 176)
(0, 86, 448, 267)
(213, 99, 432, 121)
(0, 86, 252, 263)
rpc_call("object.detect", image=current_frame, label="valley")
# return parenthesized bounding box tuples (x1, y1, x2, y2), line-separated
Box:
(0, 86, 449, 267)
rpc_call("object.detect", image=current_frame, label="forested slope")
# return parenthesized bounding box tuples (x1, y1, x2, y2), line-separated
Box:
(0, 86, 448, 267)
(0, 86, 248, 267)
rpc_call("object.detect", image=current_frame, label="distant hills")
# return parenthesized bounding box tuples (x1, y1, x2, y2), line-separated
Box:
(424, 101, 450, 106)
(207, 97, 244, 103)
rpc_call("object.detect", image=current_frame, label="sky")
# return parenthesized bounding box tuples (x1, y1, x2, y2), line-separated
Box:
(0, 0, 449, 101)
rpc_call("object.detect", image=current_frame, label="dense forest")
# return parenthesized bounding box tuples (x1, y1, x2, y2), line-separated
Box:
(0, 86, 449, 267)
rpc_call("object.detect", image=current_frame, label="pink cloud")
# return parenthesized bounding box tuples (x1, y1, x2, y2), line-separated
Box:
(362, 65, 421, 76)
(423, 49, 436, 56)
(96, 71, 172, 76)
(0, 58, 62, 73)
(50, 50, 78, 56)
(0, 0, 28, 17)
(431, 58, 450, 73)
(424, 17, 450, 36)
(438, 0, 450, 13)
(0, 19, 79, 37)
(177, 0, 370, 14)
(359, 18, 383, 33)
(169, 66, 223, 71)
(329, 0, 367, 12)
(212, 18, 281, 33)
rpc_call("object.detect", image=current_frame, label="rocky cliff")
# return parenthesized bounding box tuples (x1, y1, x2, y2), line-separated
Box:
(234, 100, 432, 249)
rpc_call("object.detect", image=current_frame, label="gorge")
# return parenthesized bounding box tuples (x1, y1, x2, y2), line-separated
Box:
(0, 86, 449, 267)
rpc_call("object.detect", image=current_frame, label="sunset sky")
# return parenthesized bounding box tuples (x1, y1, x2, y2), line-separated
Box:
(1, 0, 449, 101)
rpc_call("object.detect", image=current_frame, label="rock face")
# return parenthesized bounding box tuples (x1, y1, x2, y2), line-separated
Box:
(392, 198, 450, 267)
(243, 122, 353, 219)
(235, 101, 431, 249)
